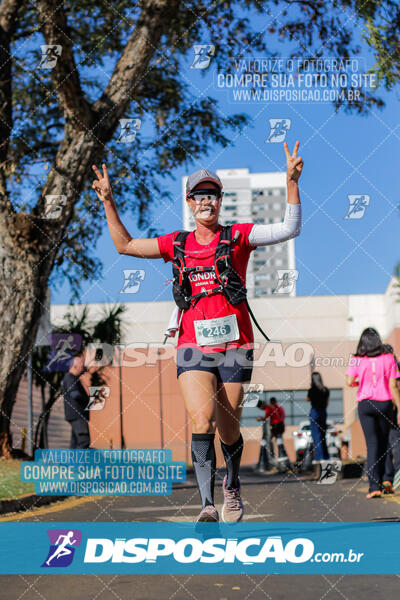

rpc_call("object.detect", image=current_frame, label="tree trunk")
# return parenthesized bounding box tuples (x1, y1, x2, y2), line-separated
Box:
(0, 214, 54, 456)
(0, 0, 21, 457)
(0, 130, 97, 455)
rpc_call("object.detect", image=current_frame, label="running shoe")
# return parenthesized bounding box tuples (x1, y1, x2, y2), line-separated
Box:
(196, 504, 219, 522)
(382, 481, 394, 494)
(221, 475, 244, 522)
(366, 490, 382, 499)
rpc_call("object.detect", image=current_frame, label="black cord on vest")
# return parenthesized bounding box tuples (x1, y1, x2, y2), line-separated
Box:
(245, 299, 270, 342)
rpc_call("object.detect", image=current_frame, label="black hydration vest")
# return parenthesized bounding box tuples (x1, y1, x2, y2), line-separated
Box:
(171, 226, 270, 341)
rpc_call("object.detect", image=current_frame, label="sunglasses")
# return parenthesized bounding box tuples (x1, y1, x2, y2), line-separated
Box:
(188, 189, 222, 203)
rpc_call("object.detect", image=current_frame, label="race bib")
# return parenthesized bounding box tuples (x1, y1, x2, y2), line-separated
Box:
(194, 314, 239, 346)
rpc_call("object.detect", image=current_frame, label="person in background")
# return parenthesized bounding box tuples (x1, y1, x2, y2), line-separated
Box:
(340, 430, 350, 460)
(256, 399, 271, 471)
(257, 397, 286, 457)
(345, 328, 400, 499)
(381, 344, 400, 486)
(61, 355, 91, 449)
(306, 372, 330, 463)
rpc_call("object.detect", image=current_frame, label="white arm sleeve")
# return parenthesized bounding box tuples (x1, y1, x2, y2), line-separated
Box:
(248, 203, 302, 247)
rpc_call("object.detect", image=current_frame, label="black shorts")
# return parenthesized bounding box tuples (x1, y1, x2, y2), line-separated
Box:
(176, 347, 253, 383)
(271, 422, 285, 437)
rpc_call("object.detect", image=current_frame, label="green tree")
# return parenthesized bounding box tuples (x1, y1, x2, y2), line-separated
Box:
(0, 0, 399, 455)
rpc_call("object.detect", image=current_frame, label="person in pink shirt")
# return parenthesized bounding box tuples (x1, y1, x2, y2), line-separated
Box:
(345, 327, 400, 498)
(381, 344, 400, 488)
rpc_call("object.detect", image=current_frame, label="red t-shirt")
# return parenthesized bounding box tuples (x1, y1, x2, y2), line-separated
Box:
(157, 223, 255, 352)
(265, 404, 285, 425)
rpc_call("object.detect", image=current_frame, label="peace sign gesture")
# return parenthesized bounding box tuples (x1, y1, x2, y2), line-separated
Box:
(284, 141, 303, 183)
(92, 163, 113, 204)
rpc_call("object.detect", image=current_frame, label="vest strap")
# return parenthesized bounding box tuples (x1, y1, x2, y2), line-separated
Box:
(171, 226, 270, 342)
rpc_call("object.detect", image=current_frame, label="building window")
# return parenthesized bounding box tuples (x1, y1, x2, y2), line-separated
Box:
(255, 274, 267, 281)
(241, 389, 344, 427)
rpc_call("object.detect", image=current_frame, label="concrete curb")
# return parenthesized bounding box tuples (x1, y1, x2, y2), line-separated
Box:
(0, 494, 67, 516)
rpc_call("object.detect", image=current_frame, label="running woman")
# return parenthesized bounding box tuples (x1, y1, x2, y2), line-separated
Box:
(92, 141, 303, 522)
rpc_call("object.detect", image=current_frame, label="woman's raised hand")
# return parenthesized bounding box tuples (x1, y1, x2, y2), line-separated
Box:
(92, 163, 113, 203)
(284, 140, 304, 183)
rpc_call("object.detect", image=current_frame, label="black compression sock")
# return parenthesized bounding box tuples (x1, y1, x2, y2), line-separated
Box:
(191, 433, 216, 508)
(221, 433, 243, 489)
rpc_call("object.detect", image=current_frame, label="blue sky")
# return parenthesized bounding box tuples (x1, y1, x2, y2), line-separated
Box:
(51, 14, 400, 307)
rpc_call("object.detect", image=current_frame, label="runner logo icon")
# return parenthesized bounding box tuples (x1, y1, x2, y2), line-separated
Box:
(42, 529, 82, 568)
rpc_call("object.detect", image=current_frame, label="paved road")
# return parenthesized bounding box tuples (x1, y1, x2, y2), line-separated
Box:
(2, 470, 400, 599)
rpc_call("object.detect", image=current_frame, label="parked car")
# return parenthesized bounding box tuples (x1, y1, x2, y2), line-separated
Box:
(292, 420, 341, 463)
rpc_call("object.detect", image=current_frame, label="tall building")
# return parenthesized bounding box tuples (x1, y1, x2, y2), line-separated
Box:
(182, 168, 296, 298)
